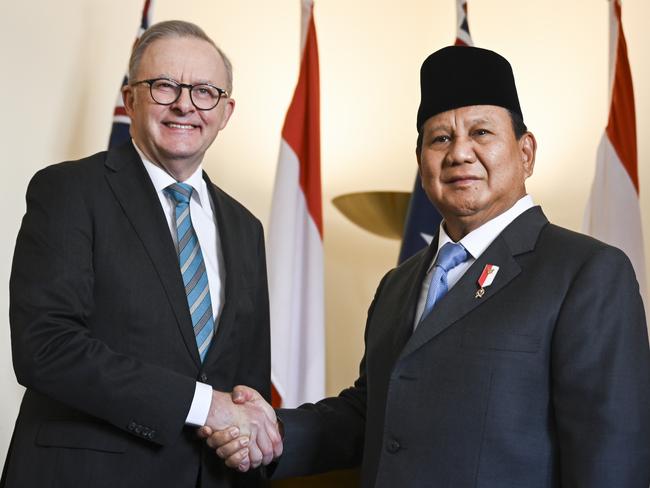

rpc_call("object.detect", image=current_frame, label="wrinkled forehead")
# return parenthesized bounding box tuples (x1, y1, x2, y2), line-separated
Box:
(138, 36, 225, 81)
(422, 105, 512, 129)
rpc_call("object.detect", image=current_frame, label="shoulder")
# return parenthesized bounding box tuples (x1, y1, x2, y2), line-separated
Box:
(377, 244, 431, 293)
(27, 150, 109, 198)
(501, 207, 629, 269)
(394, 244, 431, 275)
(31, 150, 108, 184)
(540, 223, 630, 264)
(32, 140, 140, 184)
(39, 150, 108, 175)
(535, 224, 635, 282)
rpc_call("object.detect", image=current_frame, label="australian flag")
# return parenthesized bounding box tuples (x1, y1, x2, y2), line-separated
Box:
(398, 0, 474, 264)
(108, 0, 154, 149)
(398, 177, 441, 263)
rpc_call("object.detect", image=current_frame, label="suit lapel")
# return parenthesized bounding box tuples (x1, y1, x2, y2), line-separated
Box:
(394, 240, 439, 348)
(399, 207, 548, 360)
(104, 142, 201, 367)
(199, 173, 240, 366)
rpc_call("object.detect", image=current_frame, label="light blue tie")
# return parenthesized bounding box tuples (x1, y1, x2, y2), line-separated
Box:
(165, 183, 214, 362)
(419, 242, 469, 324)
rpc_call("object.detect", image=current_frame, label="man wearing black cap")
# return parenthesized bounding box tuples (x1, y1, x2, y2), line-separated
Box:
(206, 46, 650, 487)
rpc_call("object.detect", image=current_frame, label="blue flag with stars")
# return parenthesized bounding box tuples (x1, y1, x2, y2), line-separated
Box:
(108, 0, 153, 149)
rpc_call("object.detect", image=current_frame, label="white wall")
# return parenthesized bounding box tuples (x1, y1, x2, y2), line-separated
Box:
(1, 0, 648, 463)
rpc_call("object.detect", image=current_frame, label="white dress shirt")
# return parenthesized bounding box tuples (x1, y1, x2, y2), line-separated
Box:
(134, 142, 222, 426)
(413, 195, 535, 328)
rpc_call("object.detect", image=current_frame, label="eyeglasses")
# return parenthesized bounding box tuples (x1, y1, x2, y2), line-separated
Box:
(131, 77, 229, 111)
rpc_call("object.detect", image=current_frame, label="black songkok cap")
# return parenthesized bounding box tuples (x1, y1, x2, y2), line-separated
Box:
(416, 46, 523, 130)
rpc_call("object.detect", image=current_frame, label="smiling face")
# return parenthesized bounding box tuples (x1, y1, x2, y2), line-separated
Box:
(122, 36, 234, 180)
(417, 105, 536, 241)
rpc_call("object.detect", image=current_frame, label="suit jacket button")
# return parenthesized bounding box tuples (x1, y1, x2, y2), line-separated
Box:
(135, 425, 142, 435)
(199, 373, 208, 382)
(387, 440, 400, 453)
(127, 421, 137, 432)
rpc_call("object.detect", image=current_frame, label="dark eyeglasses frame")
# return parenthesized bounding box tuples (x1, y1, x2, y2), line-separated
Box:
(130, 77, 229, 111)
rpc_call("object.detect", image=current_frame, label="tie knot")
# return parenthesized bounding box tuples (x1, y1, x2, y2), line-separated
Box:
(435, 242, 469, 272)
(165, 182, 193, 205)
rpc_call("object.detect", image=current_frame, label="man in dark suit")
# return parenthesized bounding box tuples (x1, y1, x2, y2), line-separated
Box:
(209, 46, 650, 487)
(2, 20, 281, 488)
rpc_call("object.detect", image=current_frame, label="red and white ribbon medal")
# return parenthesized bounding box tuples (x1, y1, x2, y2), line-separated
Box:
(476, 264, 499, 298)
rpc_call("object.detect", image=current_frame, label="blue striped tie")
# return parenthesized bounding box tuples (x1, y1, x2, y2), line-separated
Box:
(165, 183, 214, 362)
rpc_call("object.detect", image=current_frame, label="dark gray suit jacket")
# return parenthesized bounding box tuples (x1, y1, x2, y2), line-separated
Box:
(2, 141, 270, 487)
(274, 207, 650, 487)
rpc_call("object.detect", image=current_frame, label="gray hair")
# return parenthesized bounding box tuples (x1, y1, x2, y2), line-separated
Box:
(128, 20, 233, 94)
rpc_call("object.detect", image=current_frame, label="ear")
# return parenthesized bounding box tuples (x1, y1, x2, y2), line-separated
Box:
(122, 85, 135, 118)
(217, 98, 236, 131)
(519, 131, 537, 178)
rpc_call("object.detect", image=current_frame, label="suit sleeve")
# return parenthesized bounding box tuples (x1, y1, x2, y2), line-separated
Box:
(552, 245, 650, 487)
(235, 220, 272, 402)
(10, 166, 196, 446)
(268, 272, 392, 479)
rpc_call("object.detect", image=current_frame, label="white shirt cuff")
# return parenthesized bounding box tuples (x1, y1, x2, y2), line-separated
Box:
(185, 382, 212, 426)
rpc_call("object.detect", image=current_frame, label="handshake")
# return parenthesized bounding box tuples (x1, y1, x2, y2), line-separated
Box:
(198, 386, 282, 472)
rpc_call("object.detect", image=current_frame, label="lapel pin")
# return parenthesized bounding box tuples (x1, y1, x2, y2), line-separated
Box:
(476, 264, 499, 299)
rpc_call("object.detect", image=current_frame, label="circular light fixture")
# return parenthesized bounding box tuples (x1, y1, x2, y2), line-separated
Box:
(332, 191, 411, 240)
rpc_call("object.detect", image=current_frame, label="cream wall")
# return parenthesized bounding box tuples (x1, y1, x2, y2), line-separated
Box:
(1, 0, 649, 463)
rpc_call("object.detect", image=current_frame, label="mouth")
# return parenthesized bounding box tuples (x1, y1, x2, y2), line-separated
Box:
(444, 175, 481, 185)
(163, 122, 199, 131)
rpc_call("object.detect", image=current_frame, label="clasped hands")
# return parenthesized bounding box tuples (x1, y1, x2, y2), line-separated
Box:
(197, 386, 281, 472)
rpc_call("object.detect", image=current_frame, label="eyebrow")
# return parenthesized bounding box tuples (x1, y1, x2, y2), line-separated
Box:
(153, 74, 216, 85)
(427, 117, 494, 132)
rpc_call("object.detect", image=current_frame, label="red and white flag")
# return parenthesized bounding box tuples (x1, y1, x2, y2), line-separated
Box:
(267, 0, 324, 408)
(583, 0, 646, 306)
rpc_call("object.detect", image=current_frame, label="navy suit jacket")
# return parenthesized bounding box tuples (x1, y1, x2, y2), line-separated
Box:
(274, 207, 650, 487)
(3, 141, 270, 487)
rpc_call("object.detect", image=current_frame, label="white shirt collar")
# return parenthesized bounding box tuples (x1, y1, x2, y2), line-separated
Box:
(432, 195, 535, 271)
(133, 140, 210, 208)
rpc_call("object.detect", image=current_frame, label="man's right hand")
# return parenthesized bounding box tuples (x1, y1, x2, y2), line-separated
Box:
(199, 386, 282, 470)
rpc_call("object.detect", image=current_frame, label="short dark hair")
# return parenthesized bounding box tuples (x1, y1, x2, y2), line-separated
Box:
(415, 109, 528, 156)
(509, 110, 528, 139)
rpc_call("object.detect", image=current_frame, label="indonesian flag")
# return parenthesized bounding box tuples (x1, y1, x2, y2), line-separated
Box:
(583, 0, 646, 306)
(108, 0, 153, 148)
(267, 0, 324, 408)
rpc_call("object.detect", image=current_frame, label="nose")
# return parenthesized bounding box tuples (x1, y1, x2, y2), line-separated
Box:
(170, 86, 194, 113)
(446, 136, 476, 165)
